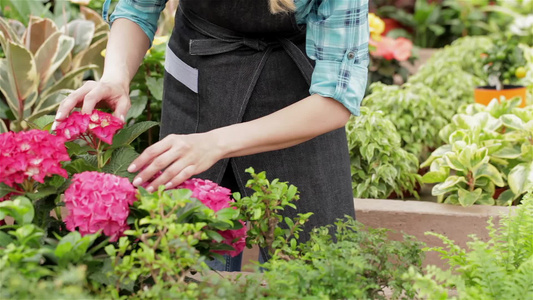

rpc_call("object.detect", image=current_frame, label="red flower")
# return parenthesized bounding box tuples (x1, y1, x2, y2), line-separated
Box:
(370, 37, 413, 62)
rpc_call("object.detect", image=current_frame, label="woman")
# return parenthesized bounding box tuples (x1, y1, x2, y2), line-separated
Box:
(54, 0, 369, 270)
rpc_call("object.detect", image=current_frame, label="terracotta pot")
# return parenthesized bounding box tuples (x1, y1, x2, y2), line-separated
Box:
(474, 85, 527, 108)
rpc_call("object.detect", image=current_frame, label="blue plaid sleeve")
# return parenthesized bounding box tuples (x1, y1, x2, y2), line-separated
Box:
(103, 0, 168, 45)
(295, 0, 369, 116)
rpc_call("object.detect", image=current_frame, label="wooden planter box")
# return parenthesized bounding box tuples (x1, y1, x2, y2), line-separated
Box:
(354, 198, 514, 268)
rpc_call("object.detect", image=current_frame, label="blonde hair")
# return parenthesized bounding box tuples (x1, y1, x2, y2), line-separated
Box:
(269, 0, 296, 13)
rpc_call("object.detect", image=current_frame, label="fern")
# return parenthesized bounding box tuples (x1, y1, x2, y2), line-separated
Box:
(407, 191, 533, 299)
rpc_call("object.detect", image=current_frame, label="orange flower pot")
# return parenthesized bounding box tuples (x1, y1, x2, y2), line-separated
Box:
(474, 85, 527, 108)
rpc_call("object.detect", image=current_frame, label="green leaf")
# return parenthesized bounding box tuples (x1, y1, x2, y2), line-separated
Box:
(146, 77, 164, 101)
(111, 121, 159, 148)
(126, 95, 148, 120)
(443, 152, 467, 172)
(216, 207, 240, 223)
(64, 20, 95, 55)
(0, 119, 7, 133)
(40, 64, 96, 100)
(473, 164, 505, 187)
(491, 145, 522, 159)
(432, 176, 467, 196)
(457, 188, 482, 207)
(102, 147, 139, 180)
(29, 115, 55, 130)
(25, 186, 58, 201)
(64, 158, 99, 174)
(496, 189, 516, 206)
(0, 196, 34, 224)
(501, 114, 526, 131)
(508, 161, 533, 195)
(1, 40, 39, 115)
(55, 231, 98, 267)
(0, 231, 14, 246)
(422, 169, 448, 184)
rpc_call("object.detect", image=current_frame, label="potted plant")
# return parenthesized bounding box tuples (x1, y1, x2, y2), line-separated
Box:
(476, 38, 528, 107)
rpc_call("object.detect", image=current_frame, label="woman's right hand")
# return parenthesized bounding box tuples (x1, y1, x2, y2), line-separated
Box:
(53, 79, 131, 129)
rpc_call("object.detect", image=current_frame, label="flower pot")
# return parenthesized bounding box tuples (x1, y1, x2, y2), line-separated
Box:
(474, 85, 527, 108)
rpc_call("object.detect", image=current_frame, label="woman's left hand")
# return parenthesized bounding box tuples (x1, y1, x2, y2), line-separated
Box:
(128, 132, 223, 192)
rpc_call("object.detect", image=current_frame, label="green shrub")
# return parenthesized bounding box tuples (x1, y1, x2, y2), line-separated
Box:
(346, 107, 422, 199)
(198, 218, 425, 300)
(363, 82, 453, 161)
(406, 190, 533, 299)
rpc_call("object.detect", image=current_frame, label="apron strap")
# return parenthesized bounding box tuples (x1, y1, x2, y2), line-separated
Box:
(181, 7, 313, 86)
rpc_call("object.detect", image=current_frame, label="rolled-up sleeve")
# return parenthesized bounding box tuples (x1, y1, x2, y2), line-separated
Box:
(103, 0, 168, 45)
(298, 0, 369, 116)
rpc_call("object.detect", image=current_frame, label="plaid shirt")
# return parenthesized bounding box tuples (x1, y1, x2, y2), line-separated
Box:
(104, 0, 369, 115)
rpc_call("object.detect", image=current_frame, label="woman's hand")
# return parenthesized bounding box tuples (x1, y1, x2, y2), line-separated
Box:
(54, 18, 151, 127)
(128, 132, 225, 192)
(53, 80, 131, 129)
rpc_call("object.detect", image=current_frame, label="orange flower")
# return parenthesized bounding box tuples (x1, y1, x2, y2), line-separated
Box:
(370, 37, 413, 61)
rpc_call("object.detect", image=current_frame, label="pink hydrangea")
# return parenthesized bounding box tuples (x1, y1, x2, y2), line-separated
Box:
(178, 178, 247, 257)
(54, 111, 90, 141)
(213, 221, 247, 257)
(178, 178, 233, 212)
(87, 110, 123, 144)
(63, 171, 137, 242)
(0, 130, 70, 187)
(55, 110, 123, 145)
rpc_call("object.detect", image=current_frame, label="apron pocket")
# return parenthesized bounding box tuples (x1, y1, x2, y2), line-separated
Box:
(165, 45, 199, 93)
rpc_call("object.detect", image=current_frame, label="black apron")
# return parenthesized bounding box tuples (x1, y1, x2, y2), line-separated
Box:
(160, 0, 355, 241)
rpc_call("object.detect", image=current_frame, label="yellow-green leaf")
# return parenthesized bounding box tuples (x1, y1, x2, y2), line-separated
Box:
(508, 161, 533, 195)
(473, 164, 505, 187)
(7, 41, 39, 106)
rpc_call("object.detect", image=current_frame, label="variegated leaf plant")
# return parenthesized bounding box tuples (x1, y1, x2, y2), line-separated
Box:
(422, 97, 533, 206)
(0, 7, 108, 132)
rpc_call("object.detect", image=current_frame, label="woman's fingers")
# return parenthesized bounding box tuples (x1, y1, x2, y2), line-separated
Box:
(163, 165, 197, 190)
(54, 82, 95, 125)
(53, 81, 131, 129)
(81, 84, 111, 114)
(130, 133, 223, 192)
(129, 137, 174, 184)
(146, 160, 197, 192)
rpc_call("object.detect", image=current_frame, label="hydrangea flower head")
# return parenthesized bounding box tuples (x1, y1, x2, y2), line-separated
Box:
(178, 178, 247, 257)
(63, 171, 137, 242)
(0, 130, 70, 187)
(54, 111, 90, 141)
(55, 110, 123, 145)
(87, 110, 123, 144)
(213, 220, 247, 257)
(178, 178, 233, 212)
